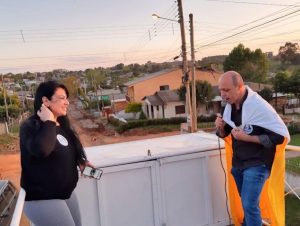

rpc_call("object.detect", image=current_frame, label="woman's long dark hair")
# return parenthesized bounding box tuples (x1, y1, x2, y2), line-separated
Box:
(34, 81, 87, 164)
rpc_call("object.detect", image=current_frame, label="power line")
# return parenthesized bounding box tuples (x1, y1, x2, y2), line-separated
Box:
(195, 9, 300, 51)
(194, 1, 300, 44)
(205, 0, 297, 7)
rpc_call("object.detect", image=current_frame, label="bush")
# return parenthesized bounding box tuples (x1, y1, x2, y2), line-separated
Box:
(109, 117, 186, 133)
(197, 114, 217, 122)
(139, 111, 146, 120)
(287, 123, 300, 135)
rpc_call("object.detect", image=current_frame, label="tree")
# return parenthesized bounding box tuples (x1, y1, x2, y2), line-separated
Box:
(271, 72, 289, 109)
(85, 68, 106, 91)
(278, 42, 299, 64)
(125, 102, 142, 119)
(289, 69, 300, 99)
(62, 76, 79, 98)
(195, 81, 214, 104)
(272, 72, 289, 94)
(258, 87, 273, 103)
(223, 44, 268, 82)
(0, 91, 22, 120)
(177, 80, 213, 109)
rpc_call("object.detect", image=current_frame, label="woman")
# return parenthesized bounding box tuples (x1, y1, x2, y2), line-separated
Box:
(20, 80, 91, 226)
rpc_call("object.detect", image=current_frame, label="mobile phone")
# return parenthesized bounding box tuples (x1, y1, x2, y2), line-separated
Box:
(82, 166, 103, 180)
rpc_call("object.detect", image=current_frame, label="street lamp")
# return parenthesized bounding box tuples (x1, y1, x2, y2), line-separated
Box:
(151, 13, 178, 23)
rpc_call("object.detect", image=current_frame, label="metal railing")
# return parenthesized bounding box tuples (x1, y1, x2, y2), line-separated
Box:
(10, 189, 25, 226)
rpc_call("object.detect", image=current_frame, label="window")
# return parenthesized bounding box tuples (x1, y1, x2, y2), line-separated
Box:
(175, 105, 185, 114)
(160, 85, 169, 91)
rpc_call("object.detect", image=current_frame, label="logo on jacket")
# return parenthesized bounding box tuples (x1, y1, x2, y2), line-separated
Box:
(243, 124, 253, 134)
(57, 134, 68, 146)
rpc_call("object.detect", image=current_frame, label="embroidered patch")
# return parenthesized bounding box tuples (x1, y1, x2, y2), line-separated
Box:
(243, 124, 253, 134)
(57, 134, 68, 146)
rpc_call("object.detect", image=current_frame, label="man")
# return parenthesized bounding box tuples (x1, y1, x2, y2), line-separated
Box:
(215, 71, 290, 226)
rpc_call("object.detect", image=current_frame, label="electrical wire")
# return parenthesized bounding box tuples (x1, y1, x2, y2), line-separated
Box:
(194, 1, 300, 46)
(194, 9, 300, 51)
(218, 136, 231, 225)
(205, 0, 296, 7)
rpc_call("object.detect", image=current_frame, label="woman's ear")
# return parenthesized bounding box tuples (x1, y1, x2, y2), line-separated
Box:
(42, 96, 50, 107)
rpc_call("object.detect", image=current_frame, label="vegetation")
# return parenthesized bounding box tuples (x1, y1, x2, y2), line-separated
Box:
(125, 102, 142, 113)
(279, 42, 300, 65)
(286, 194, 300, 225)
(289, 133, 300, 145)
(258, 87, 273, 102)
(223, 43, 268, 82)
(178, 80, 214, 108)
(0, 91, 22, 120)
(286, 157, 300, 175)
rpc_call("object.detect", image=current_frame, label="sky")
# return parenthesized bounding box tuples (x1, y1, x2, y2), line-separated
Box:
(0, 0, 299, 74)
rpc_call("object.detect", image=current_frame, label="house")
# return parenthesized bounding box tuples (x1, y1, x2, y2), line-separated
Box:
(111, 98, 127, 113)
(142, 90, 186, 119)
(125, 68, 222, 103)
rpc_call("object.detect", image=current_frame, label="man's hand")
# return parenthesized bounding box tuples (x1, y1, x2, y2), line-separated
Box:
(231, 127, 247, 140)
(231, 127, 260, 144)
(215, 113, 226, 137)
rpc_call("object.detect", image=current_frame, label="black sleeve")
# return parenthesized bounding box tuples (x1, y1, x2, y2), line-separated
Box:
(20, 119, 57, 158)
(258, 128, 284, 149)
(216, 124, 232, 138)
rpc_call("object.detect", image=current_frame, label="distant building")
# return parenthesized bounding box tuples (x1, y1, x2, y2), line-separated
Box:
(142, 90, 186, 119)
(125, 68, 222, 103)
(265, 51, 273, 58)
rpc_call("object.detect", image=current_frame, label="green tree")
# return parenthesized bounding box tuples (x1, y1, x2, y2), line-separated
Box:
(125, 102, 142, 113)
(289, 69, 300, 99)
(177, 80, 213, 110)
(0, 91, 22, 119)
(271, 71, 289, 109)
(125, 102, 142, 119)
(272, 72, 289, 94)
(278, 42, 299, 64)
(223, 44, 268, 82)
(85, 68, 106, 91)
(258, 87, 273, 102)
(195, 81, 214, 105)
(62, 76, 79, 98)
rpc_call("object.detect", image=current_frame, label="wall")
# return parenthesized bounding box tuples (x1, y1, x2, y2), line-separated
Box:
(164, 102, 186, 118)
(129, 69, 222, 102)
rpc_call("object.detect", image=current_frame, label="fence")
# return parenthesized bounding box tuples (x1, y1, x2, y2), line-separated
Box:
(0, 113, 29, 135)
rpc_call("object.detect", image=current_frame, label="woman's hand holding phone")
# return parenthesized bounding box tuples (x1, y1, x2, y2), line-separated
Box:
(37, 104, 55, 122)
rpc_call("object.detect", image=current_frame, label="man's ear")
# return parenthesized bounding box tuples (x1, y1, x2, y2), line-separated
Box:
(42, 96, 50, 107)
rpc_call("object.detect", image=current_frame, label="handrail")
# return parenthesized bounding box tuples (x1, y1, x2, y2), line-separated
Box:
(286, 145, 300, 152)
(10, 188, 26, 226)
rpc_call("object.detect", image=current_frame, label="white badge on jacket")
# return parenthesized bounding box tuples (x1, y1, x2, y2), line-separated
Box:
(57, 134, 68, 146)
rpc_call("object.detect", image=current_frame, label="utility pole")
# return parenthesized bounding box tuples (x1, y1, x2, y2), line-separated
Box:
(189, 13, 197, 132)
(177, 0, 193, 132)
(1, 74, 9, 132)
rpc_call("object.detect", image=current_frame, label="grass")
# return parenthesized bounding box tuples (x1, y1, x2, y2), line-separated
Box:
(289, 134, 300, 146)
(286, 157, 300, 175)
(286, 194, 300, 226)
(285, 133, 300, 225)
(286, 134, 300, 175)
(0, 133, 16, 145)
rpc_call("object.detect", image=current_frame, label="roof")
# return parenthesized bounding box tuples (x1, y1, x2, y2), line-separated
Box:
(143, 90, 180, 106)
(146, 95, 164, 106)
(124, 68, 179, 86)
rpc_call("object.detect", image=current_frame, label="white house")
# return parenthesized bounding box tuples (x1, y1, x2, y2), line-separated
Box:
(142, 90, 186, 119)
